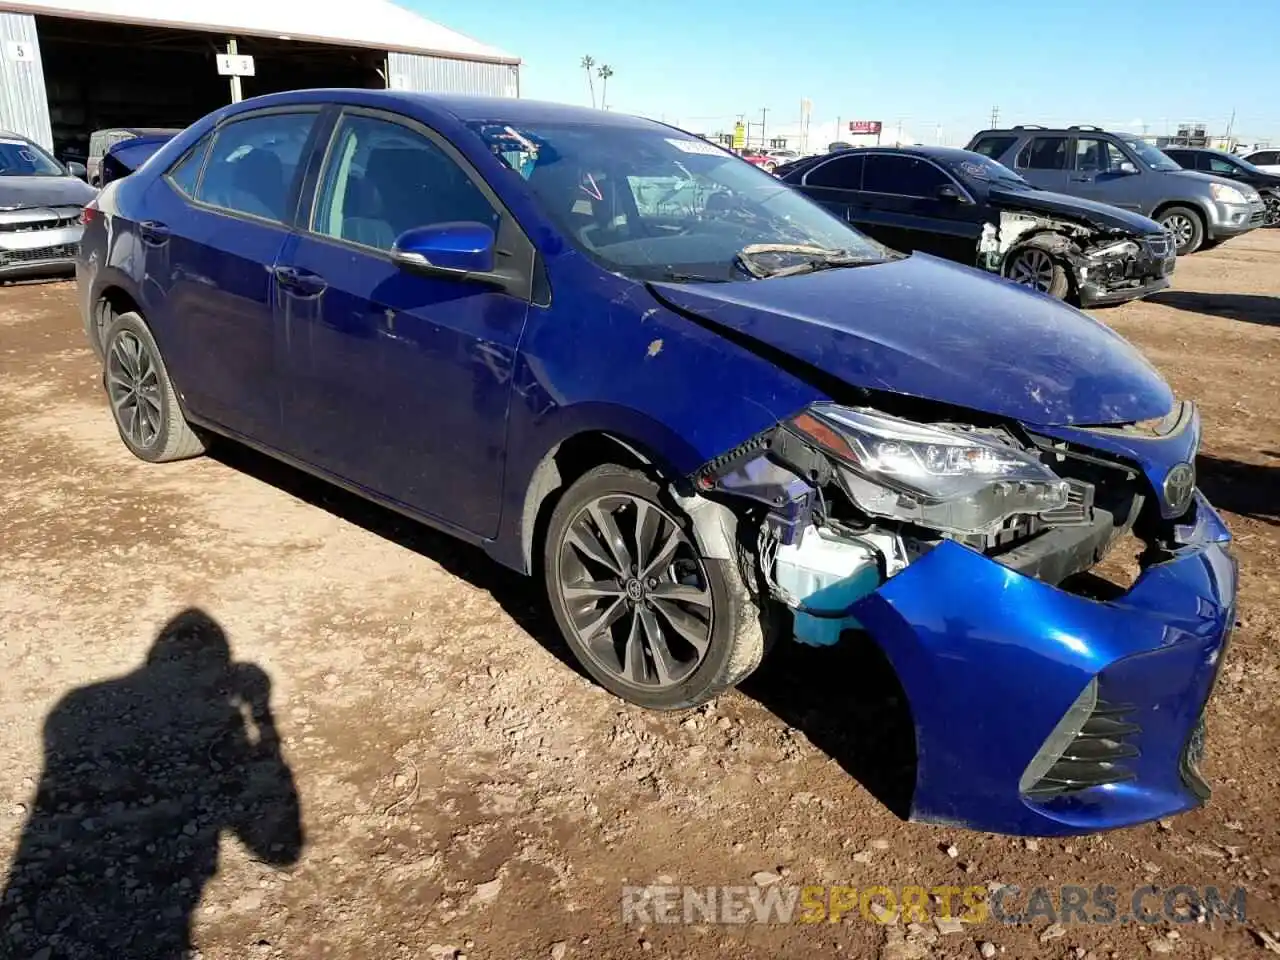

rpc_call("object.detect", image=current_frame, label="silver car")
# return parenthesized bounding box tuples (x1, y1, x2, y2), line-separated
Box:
(0, 131, 96, 282)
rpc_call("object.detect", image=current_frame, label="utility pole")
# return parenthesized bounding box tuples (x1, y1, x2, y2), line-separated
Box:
(227, 35, 242, 103)
(760, 107, 769, 148)
(989, 105, 999, 128)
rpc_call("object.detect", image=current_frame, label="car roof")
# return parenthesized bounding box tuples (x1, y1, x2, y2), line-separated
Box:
(972, 126, 1134, 138)
(0, 130, 32, 141)
(824, 145, 989, 164)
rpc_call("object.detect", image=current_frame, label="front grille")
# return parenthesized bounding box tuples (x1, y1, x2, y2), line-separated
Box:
(1144, 233, 1172, 258)
(0, 242, 78, 264)
(0, 207, 83, 233)
(1023, 700, 1140, 798)
(1040, 478, 1095, 526)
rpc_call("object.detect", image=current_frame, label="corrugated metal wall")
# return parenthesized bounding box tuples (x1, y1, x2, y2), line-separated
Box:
(387, 52, 518, 98)
(0, 12, 53, 149)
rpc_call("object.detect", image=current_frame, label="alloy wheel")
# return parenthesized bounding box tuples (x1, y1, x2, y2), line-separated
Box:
(1008, 248, 1056, 292)
(1163, 213, 1195, 249)
(556, 493, 713, 689)
(106, 330, 162, 449)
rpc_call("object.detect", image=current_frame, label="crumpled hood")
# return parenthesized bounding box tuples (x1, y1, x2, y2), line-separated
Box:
(988, 186, 1163, 234)
(650, 253, 1174, 427)
(0, 175, 96, 210)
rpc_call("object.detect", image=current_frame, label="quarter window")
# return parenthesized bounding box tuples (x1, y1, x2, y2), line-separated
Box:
(311, 113, 498, 251)
(1016, 136, 1069, 170)
(970, 136, 1017, 160)
(195, 113, 315, 222)
(166, 135, 211, 197)
(804, 154, 864, 189)
(862, 155, 949, 196)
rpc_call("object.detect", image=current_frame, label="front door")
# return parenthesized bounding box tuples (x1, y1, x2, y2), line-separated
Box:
(274, 109, 530, 537)
(858, 153, 980, 263)
(1067, 137, 1144, 211)
(141, 109, 320, 446)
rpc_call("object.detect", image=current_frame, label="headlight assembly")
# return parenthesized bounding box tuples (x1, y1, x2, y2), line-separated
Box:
(788, 404, 1070, 536)
(1210, 183, 1248, 204)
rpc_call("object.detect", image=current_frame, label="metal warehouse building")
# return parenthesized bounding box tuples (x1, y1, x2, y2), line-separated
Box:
(0, 0, 519, 158)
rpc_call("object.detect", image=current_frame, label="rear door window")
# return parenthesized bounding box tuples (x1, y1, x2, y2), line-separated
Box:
(804, 153, 864, 189)
(862, 155, 948, 197)
(1248, 151, 1277, 165)
(970, 135, 1017, 160)
(195, 112, 316, 223)
(1015, 136, 1069, 170)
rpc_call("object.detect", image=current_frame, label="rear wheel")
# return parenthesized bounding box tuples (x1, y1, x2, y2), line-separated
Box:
(1159, 206, 1204, 255)
(103, 312, 205, 463)
(544, 464, 764, 711)
(1005, 245, 1071, 300)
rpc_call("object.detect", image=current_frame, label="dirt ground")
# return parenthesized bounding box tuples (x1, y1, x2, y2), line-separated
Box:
(1, 231, 1279, 960)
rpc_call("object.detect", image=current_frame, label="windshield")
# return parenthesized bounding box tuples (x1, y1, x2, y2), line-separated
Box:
(0, 137, 65, 178)
(942, 153, 1031, 189)
(1232, 154, 1266, 175)
(468, 120, 889, 282)
(1118, 137, 1181, 172)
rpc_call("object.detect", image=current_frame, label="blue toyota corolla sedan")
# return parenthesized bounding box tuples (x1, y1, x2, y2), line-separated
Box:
(76, 90, 1235, 836)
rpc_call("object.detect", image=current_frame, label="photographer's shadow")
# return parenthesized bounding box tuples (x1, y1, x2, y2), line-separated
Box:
(0, 609, 303, 959)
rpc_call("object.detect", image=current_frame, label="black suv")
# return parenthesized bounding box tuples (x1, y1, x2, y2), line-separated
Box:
(967, 125, 1267, 254)
(1162, 147, 1280, 227)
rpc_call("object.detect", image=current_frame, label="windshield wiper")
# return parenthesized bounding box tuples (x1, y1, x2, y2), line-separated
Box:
(734, 243, 880, 279)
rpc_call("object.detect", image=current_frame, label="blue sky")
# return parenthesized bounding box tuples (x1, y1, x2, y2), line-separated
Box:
(408, 0, 1279, 147)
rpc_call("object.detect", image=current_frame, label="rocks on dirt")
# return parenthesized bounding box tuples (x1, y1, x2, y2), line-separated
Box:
(979, 942, 998, 959)
(751, 870, 781, 887)
(1039, 923, 1066, 943)
(471, 877, 503, 907)
(549, 941, 568, 960)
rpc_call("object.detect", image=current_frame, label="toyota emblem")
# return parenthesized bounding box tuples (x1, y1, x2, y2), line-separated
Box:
(1163, 462, 1196, 515)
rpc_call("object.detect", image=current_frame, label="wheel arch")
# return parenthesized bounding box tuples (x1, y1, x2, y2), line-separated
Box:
(517, 429, 678, 576)
(1151, 199, 1209, 232)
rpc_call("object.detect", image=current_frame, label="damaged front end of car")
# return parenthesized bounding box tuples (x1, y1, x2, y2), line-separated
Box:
(978, 209, 1177, 307)
(691, 398, 1235, 836)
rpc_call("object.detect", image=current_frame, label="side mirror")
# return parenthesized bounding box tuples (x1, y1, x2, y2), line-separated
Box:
(1118, 161, 1138, 175)
(936, 183, 967, 202)
(391, 221, 496, 278)
(66, 160, 87, 180)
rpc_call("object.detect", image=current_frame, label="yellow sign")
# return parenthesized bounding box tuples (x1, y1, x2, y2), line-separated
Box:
(732, 122, 745, 150)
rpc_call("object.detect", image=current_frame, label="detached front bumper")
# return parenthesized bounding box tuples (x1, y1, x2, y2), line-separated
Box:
(1079, 274, 1170, 308)
(851, 490, 1235, 836)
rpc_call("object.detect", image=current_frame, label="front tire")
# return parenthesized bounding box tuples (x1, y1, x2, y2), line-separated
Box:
(1005, 245, 1071, 300)
(1159, 205, 1205, 255)
(102, 311, 205, 463)
(543, 464, 764, 711)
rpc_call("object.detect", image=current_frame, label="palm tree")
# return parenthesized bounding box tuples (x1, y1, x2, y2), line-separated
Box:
(597, 64, 614, 110)
(580, 55, 596, 108)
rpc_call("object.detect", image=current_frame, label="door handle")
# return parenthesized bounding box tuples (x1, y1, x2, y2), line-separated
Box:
(138, 220, 170, 245)
(1070, 176, 1094, 182)
(272, 265, 327, 297)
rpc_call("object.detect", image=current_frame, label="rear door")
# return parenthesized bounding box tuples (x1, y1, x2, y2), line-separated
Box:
(856, 154, 979, 262)
(1012, 135, 1070, 192)
(274, 107, 532, 537)
(797, 152, 865, 223)
(1067, 136, 1143, 210)
(140, 108, 322, 446)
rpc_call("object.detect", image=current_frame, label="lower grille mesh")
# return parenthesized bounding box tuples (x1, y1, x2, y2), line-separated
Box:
(1023, 700, 1140, 798)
